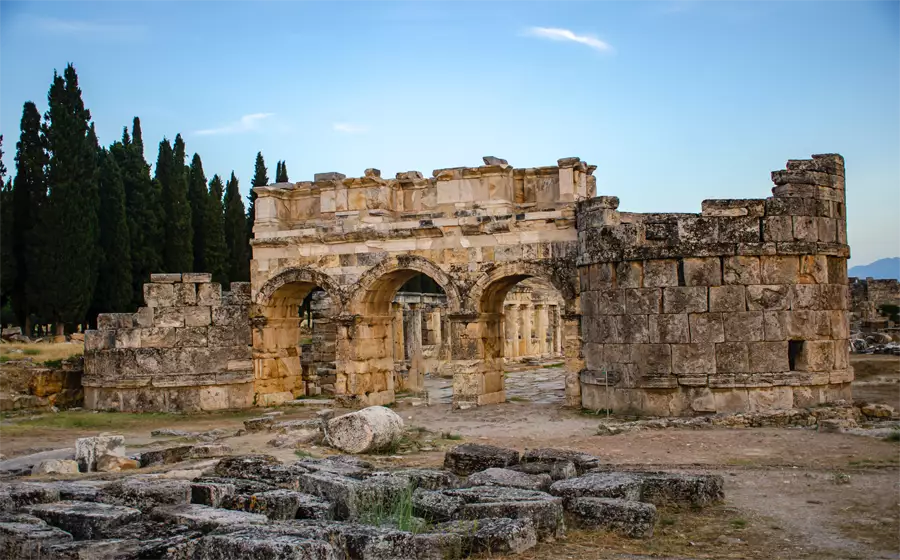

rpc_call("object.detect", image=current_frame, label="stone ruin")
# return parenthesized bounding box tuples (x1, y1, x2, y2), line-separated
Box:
(849, 277, 900, 352)
(0, 435, 725, 559)
(84, 153, 853, 415)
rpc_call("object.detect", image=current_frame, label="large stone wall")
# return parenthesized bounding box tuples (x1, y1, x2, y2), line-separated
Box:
(849, 277, 900, 328)
(578, 154, 851, 415)
(83, 274, 253, 412)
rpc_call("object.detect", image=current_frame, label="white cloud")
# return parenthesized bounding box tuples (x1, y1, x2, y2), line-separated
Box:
(333, 123, 369, 134)
(523, 27, 613, 52)
(195, 113, 275, 136)
(29, 16, 147, 39)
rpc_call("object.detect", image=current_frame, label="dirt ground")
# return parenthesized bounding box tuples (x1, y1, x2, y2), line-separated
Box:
(1, 354, 898, 559)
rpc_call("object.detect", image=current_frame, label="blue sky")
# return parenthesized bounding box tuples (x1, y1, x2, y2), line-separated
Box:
(2, 1, 898, 266)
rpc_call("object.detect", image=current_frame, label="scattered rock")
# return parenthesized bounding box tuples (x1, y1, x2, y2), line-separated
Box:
(222, 489, 333, 521)
(149, 504, 268, 532)
(75, 436, 125, 473)
(565, 497, 657, 538)
(25, 500, 141, 540)
(443, 444, 520, 476)
(189, 444, 232, 459)
(150, 429, 194, 437)
(325, 406, 404, 454)
(31, 459, 80, 476)
(44, 538, 144, 560)
(0, 448, 76, 477)
(521, 448, 600, 475)
(0, 517, 73, 558)
(509, 461, 577, 481)
(0, 482, 61, 511)
(439, 486, 565, 541)
(549, 473, 642, 501)
(436, 517, 537, 554)
(167, 528, 339, 560)
(466, 468, 552, 492)
(861, 403, 895, 419)
(633, 472, 725, 507)
(139, 445, 194, 468)
(95, 455, 139, 473)
(242, 417, 276, 433)
(97, 478, 191, 509)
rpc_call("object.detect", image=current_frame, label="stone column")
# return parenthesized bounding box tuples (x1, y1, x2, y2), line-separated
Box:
(505, 305, 519, 359)
(536, 304, 549, 356)
(392, 303, 404, 361)
(554, 306, 563, 356)
(430, 309, 442, 346)
(403, 305, 422, 363)
(520, 304, 533, 357)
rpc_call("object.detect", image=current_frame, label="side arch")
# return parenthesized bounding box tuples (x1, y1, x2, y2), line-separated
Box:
(253, 266, 344, 314)
(468, 262, 578, 316)
(346, 255, 463, 315)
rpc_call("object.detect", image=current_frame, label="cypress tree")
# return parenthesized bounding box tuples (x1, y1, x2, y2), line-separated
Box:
(112, 117, 162, 306)
(247, 151, 268, 241)
(224, 172, 249, 282)
(204, 174, 228, 285)
(275, 161, 282, 183)
(34, 65, 100, 335)
(10, 104, 48, 330)
(92, 148, 132, 314)
(188, 154, 207, 272)
(277, 160, 289, 183)
(156, 135, 193, 272)
(0, 135, 12, 318)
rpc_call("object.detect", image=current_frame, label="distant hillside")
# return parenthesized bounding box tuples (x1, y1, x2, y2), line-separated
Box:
(849, 258, 900, 280)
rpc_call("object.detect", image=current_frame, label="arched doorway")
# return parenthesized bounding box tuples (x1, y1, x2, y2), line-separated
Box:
(251, 269, 340, 406)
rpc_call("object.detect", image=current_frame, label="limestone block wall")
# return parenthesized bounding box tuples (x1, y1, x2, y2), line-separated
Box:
(849, 277, 900, 326)
(577, 154, 852, 415)
(83, 273, 253, 412)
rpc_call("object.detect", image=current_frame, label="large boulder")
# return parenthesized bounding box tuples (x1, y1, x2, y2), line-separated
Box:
(443, 444, 519, 476)
(96, 455, 139, 473)
(466, 468, 552, 492)
(325, 406, 404, 454)
(565, 497, 657, 538)
(75, 436, 125, 473)
(24, 500, 141, 540)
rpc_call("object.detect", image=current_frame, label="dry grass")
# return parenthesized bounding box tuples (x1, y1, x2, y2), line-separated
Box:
(0, 409, 260, 437)
(0, 342, 85, 363)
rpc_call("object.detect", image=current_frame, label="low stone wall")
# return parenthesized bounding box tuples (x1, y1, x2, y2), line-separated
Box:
(83, 273, 253, 412)
(0, 358, 84, 411)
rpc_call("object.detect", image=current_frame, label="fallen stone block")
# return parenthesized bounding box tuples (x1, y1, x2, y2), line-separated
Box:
(433, 517, 537, 555)
(213, 455, 308, 488)
(0, 448, 76, 477)
(443, 444, 520, 476)
(441, 486, 565, 541)
(194, 477, 274, 495)
(191, 483, 236, 508)
(0, 482, 61, 512)
(44, 538, 145, 559)
(325, 406, 404, 454)
(521, 448, 600, 475)
(169, 528, 338, 559)
(96, 454, 139, 473)
(189, 444, 232, 459)
(42, 481, 110, 503)
(25, 500, 141, 540)
(0, 517, 73, 558)
(104, 519, 203, 558)
(509, 461, 577, 481)
(75, 435, 125, 473)
(466, 468, 552, 492)
(97, 478, 191, 509)
(269, 430, 325, 448)
(242, 417, 276, 433)
(150, 504, 269, 532)
(633, 472, 725, 507)
(31, 459, 80, 476)
(370, 468, 460, 491)
(412, 488, 466, 522)
(565, 497, 657, 538)
(139, 445, 195, 468)
(222, 489, 333, 521)
(294, 457, 371, 479)
(549, 473, 642, 501)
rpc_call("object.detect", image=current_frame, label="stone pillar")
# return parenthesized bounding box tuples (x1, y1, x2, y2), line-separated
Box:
(430, 309, 442, 346)
(536, 304, 549, 356)
(505, 304, 519, 358)
(554, 306, 563, 356)
(520, 304, 533, 357)
(402, 305, 423, 391)
(392, 303, 404, 361)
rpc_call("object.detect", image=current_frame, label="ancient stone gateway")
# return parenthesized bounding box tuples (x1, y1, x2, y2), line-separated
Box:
(250, 158, 589, 409)
(83, 153, 852, 415)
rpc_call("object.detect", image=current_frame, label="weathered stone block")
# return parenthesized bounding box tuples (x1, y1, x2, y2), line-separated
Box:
(76, 436, 125, 472)
(616, 261, 643, 289)
(174, 283, 197, 306)
(565, 497, 657, 538)
(212, 306, 245, 327)
(765, 196, 815, 216)
(746, 285, 792, 311)
(748, 386, 793, 412)
(715, 342, 749, 373)
(796, 341, 834, 372)
(25, 500, 141, 540)
(150, 273, 182, 283)
(197, 282, 222, 306)
(683, 257, 721, 287)
(643, 260, 678, 287)
(798, 255, 828, 284)
(722, 311, 764, 342)
(143, 283, 175, 307)
(141, 328, 176, 348)
(762, 216, 793, 242)
(763, 310, 831, 341)
(718, 216, 761, 243)
(182, 273, 212, 283)
(625, 288, 661, 314)
(85, 330, 116, 351)
(183, 306, 212, 327)
(596, 290, 626, 315)
(671, 344, 716, 374)
(662, 287, 707, 314)
(677, 217, 718, 245)
(689, 313, 724, 344)
(617, 315, 649, 344)
(760, 256, 799, 284)
(443, 444, 520, 476)
(747, 342, 789, 373)
(134, 307, 154, 328)
(114, 329, 141, 349)
(648, 314, 689, 344)
(97, 313, 134, 330)
(709, 286, 746, 312)
(723, 256, 761, 285)
(636, 344, 672, 374)
(792, 215, 818, 241)
(175, 327, 208, 348)
(154, 307, 185, 328)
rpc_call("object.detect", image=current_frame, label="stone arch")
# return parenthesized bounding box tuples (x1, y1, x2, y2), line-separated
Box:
(253, 266, 343, 314)
(469, 262, 578, 316)
(347, 255, 462, 316)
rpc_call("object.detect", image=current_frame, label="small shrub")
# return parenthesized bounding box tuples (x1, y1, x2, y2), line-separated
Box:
(357, 483, 420, 533)
(23, 348, 41, 356)
(444, 433, 463, 441)
(730, 518, 747, 529)
(0, 356, 9, 363)
(294, 449, 317, 459)
(43, 359, 63, 368)
(885, 431, 900, 443)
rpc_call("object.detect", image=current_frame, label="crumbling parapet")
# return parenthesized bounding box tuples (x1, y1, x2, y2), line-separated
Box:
(576, 154, 852, 415)
(83, 273, 253, 412)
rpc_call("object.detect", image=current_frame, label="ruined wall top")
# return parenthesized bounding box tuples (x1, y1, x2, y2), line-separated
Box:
(252, 156, 597, 235)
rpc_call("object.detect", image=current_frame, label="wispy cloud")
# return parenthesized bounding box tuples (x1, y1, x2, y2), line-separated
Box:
(195, 113, 275, 136)
(28, 16, 147, 39)
(523, 27, 613, 52)
(333, 123, 369, 134)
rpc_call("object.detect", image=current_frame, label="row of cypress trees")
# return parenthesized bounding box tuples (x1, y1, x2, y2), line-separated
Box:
(0, 64, 290, 334)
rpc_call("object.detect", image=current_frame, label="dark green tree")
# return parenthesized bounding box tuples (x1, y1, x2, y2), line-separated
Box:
(111, 117, 162, 306)
(91, 148, 132, 315)
(156, 134, 193, 272)
(247, 151, 268, 242)
(204, 174, 228, 285)
(32, 65, 99, 335)
(188, 153, 208, 272)
(9, 103, 48, 331)
(0, 135, 12, 320)
(276, 160, 289, 183)
(224, 172, 249, 283)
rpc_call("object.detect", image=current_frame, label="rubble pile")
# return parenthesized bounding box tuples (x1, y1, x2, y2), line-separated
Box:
(0, 441, 724, 559)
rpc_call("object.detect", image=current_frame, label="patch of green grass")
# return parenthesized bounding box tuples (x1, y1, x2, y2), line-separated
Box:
(508, 396, 531, 403)
(42, 359, 63, 368)
(444, 433, 463, 441)
(660, 516, 676, 527)
(0, 356, 9, 363)
(22, 348, 41, 356)
(294, 449, 318, 459)
(730, 518, 747, 529)
(884, 430, 900, 442)
(0, 409, 259, 435)
(357, 483, 421, 533)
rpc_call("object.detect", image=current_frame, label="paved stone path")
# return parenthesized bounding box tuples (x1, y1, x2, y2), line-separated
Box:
(424, 366, 567, 405)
